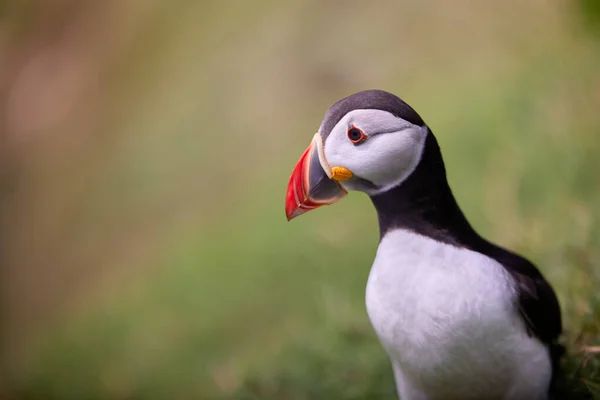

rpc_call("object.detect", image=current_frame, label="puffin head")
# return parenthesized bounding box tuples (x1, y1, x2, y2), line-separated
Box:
(285, 89, 429, 220)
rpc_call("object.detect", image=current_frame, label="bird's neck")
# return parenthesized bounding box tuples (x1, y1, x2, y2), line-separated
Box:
(370, 130, 480, 246)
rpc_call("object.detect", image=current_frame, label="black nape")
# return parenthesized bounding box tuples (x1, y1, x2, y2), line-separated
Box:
(370, 128, 477, 246)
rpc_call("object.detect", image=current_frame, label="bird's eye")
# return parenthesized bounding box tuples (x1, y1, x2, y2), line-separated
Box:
(347, 126, 367, 144)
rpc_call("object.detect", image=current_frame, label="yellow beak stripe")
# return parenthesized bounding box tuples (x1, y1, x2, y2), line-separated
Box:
(331, 166, 353, 181)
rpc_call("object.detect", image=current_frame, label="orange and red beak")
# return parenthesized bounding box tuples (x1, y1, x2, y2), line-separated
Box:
(285, 133, 349, 220)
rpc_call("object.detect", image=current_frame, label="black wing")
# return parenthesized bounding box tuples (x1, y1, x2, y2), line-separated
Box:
(510, 264, 562, 344)
(477, 241, 562, 346)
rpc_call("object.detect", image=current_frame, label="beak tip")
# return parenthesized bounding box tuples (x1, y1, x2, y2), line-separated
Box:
(285, 207, 302, 221)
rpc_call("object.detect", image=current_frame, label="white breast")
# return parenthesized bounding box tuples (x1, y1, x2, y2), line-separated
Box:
(365, 229, 551, 400)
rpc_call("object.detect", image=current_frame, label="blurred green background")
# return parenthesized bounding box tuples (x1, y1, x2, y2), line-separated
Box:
(1, 1, 600, 399)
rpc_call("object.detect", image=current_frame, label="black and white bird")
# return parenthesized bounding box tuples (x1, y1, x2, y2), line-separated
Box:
(285, 90, 563, 400)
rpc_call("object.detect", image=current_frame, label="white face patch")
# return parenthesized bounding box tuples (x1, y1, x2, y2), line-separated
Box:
(322, 109, 428, 194)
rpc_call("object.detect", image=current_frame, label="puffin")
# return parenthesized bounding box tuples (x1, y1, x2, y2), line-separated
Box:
(285, 89, 563, 400)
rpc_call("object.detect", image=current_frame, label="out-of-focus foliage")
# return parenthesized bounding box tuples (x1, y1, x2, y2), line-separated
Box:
(578, 0, 600, 32)
(1, 1, 599, 399)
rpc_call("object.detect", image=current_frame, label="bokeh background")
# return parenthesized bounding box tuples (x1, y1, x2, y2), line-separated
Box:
(1, 1, 600, 399)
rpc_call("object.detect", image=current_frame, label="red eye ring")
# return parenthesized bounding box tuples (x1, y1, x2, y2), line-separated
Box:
(347, 125, 367, 144)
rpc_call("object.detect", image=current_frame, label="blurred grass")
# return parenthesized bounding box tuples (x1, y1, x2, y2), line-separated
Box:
(2, 1, 600, 399)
